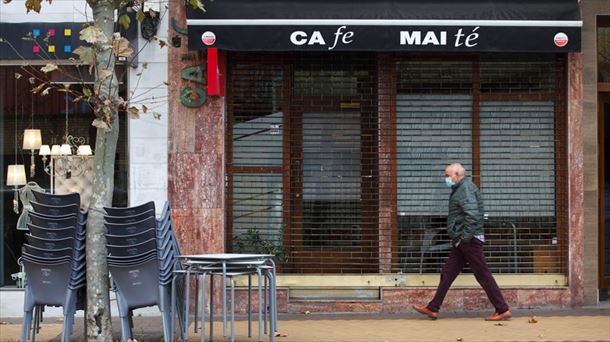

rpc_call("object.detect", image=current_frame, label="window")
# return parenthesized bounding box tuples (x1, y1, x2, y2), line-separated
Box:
(227, 54, 567, 275)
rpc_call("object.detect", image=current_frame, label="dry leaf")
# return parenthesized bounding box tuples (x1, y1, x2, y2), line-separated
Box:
(28, 77, 36, 85)
(127, 339, 139, 342)
(528, 316, 538, 324)
(118, 13, 131, 30)
(0, 321, 8, 325)
(275, 332, 287, 337)
(14, 72, 22, 79)
(73, 46, 95, 65)
(40, 63, 58, 73)
(304, 310, 311, 315)
(92, 119, 109, 129)
(127, 106, 140, 119)
(98, 69, 113, 80)
(494, 322, 505, 326)
(32, 82, 47, 94)
(538, 334, 544, 339)
(456, 338, 463, 342)
(112, 37, 134, 58)
(25, 0, 42, 13)
(80, 25, 107, 44)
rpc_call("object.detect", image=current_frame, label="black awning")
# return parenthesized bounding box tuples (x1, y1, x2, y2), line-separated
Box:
(186, 0, 581, 52)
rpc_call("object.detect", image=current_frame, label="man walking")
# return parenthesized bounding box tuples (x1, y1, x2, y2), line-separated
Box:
(413, 163, 512, 321)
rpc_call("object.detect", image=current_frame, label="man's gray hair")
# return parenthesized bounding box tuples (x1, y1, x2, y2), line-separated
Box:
(447, 163, 466, 176)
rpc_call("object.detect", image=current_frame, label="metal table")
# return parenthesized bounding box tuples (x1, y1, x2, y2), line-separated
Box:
(172, 253, 277, 342)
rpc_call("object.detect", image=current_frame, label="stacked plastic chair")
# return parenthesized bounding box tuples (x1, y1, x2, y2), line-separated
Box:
(104, 201, 182, 342)
(20, 191, 86, 342)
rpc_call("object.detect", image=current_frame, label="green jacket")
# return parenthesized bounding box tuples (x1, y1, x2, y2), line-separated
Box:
(447, 177, 485, 242)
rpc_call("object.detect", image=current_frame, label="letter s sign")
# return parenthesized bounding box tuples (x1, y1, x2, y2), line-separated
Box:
(290, 31, 308, 45)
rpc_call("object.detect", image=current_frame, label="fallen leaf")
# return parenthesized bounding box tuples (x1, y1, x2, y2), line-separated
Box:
(494, 322, 505, 326)
(304, 310, 311, 315)
(538, 334, 544, 339)
(528, 316, 538, 324)
(456, 338, 463, 342)
(0, 321, 8, 325)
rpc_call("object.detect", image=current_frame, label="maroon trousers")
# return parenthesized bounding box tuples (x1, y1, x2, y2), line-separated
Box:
(427, 238, 509, 314)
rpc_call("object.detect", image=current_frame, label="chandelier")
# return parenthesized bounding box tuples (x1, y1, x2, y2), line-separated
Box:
(38, 86, 93, 179)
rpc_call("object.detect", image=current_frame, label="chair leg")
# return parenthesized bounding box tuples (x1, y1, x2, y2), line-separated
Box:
(31, 307, 38, 342)
(171, 273, 177, 342)
(264, 276, 268, 335)
(184, 269, 191, 342)
(194, 275, 199, 333)
(199, 272, 207, 342)
(209, 274, 214, 342)
(248, 274, 252, 338)
(20, 309, 33, 342)
(257, 268, 263, 342)
(120, 315, 131, 342)
(230, 278, 235, 342)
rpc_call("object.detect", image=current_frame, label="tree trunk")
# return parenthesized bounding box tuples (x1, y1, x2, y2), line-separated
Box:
(86, 1, 119, 341)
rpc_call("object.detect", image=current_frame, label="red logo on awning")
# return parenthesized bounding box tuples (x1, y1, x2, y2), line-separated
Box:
(202, 31, 216, 46)
(554, 32, 568, 47)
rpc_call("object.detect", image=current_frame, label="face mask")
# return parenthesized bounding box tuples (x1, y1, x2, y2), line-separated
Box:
(445, 177, 454, 188)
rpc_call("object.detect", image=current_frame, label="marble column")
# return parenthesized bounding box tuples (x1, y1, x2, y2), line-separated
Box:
(167, 0, 225, 256)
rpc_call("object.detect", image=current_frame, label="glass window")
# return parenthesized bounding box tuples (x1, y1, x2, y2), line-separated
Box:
(0, 65, 128, 286)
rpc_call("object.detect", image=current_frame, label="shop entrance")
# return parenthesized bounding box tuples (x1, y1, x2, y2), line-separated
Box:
(288, 55, 378, 273)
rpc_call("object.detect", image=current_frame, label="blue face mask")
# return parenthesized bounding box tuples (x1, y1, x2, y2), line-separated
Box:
(445, 177, 454, 188)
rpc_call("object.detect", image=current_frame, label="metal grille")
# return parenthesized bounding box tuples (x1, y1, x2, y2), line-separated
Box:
(227, 54, 567, 275)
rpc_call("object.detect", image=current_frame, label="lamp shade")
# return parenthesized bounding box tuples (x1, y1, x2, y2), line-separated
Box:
(59, 144, 72, 156)
(77, 145, 93, 156)
(6, 164, 26, 186)
(50, 145, 61, 156)
(23, 129, 42, 150)
(39, 145, 51, 156)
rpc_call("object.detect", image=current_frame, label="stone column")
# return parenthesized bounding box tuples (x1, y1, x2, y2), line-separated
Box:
(568, 52, 584, 306)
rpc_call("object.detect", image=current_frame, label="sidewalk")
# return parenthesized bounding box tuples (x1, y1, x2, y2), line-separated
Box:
(1, 308, 609, 342)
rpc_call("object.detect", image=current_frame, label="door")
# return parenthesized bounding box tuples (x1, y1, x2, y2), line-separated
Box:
(287, 55, 379, 273)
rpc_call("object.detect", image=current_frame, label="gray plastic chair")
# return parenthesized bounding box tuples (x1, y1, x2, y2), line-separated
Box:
(27, 224, 75, 240)
(104, 216, 156, 235)
(28, 212, 78, 228)
(106, 228, 157, 246)
(104, 210, 156, 224)
(104, 201, 155, 217)
(30, 201, 80, 217)
(31, 190, 80, 207)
